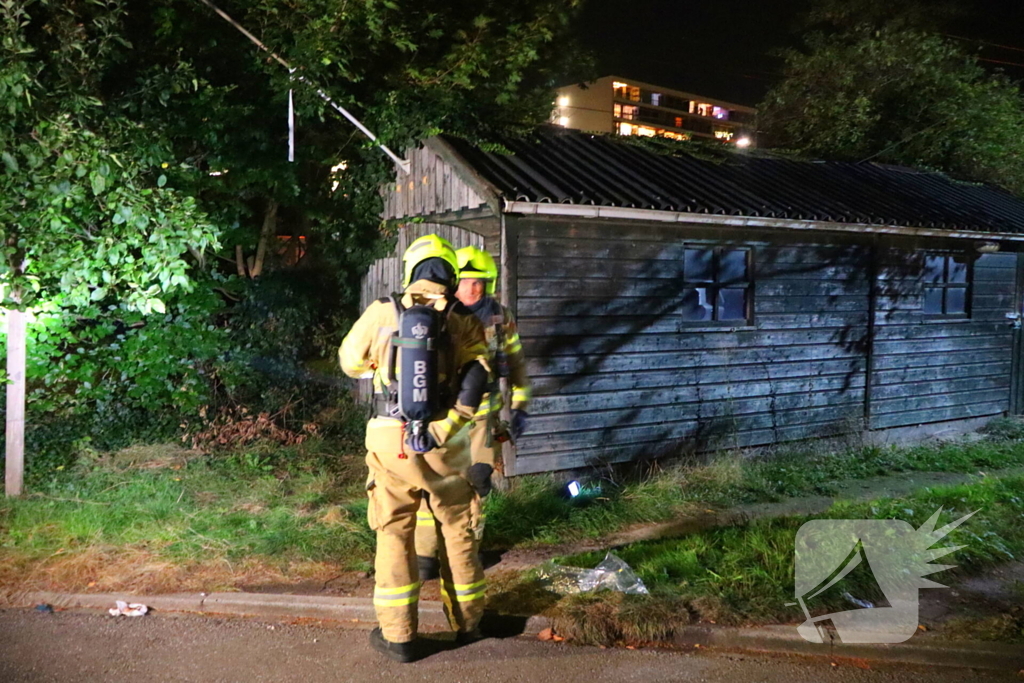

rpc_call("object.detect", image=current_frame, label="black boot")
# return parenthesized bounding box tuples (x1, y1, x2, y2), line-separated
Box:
(369, 627, 419, 663)
(454, 627, 484, 646)
(417, 555, 441, 581)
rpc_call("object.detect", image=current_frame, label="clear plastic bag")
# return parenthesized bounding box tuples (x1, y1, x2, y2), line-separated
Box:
(536, 552, 649, 596)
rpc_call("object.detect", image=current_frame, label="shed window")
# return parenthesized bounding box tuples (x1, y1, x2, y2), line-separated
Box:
(681, 247, 752, 322)
(922, 253, 970, 317)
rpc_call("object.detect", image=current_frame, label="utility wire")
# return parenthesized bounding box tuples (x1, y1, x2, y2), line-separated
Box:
(977, 57, 1024, 69)
(944, 33, 1024, 55)
(195, 0, 411, 174)
(857, 120, 946, 165)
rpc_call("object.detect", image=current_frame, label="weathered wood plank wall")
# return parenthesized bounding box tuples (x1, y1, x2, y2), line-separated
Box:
(510, 217, 1018, 475)
(380, 146, 488, 221)
(869, 249, 1015, 430)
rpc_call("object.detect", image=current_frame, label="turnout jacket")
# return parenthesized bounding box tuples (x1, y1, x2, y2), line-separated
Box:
(468, 297, 531, 418)
(339, 279, 488, 453)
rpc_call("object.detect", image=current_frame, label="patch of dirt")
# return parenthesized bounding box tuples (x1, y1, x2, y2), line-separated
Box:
(918, 561, 1024, 635)
(489, 542, 608, 571)
(88, 443, 199, 471)
(0, 546, 349, 604)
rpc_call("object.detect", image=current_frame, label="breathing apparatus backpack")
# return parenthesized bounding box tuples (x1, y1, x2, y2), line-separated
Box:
(386, 295, 453, 442)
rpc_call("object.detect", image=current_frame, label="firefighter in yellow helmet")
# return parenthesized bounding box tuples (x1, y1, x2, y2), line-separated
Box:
(339, 234, 490, 663)
(415, 245, 532, 580)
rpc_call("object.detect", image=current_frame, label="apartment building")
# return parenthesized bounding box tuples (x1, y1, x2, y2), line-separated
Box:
(553, 75, 756, 146)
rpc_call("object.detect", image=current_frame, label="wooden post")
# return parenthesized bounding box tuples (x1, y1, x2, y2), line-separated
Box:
(498, 213, 519, 480)
(6, 308, 26, 497)
(863, 237, 879, 429)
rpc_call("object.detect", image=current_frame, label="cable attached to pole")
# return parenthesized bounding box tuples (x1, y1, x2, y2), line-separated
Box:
(196, 0, 411, 175)
(287, 87, 295, 163)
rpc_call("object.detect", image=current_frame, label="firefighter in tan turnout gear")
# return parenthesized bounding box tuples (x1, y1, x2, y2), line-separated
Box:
(339, 235, 490, 663)
(415, 246, 532, 579)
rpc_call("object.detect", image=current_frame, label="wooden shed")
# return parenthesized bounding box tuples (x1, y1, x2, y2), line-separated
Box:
(367, 128, 1024, 476)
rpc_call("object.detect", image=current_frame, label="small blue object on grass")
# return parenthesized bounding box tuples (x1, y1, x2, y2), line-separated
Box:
(565, 480, 603, 503)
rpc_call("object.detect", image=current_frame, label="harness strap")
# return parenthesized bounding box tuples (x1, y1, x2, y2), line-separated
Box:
(384, 293, 457, 423)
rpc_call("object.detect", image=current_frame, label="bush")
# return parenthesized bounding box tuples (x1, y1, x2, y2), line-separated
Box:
(2, 262, 366, 483)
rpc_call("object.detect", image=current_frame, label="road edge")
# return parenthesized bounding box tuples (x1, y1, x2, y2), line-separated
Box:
(11, 591, 1023, 671)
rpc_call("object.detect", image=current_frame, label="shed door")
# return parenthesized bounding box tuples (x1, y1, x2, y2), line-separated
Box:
(1011, 253, 1024, 414)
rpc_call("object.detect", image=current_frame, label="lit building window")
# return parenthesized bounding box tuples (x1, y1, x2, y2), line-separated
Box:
(674, 117, 684, 128)
(617, 122, 689, 141)
(651, 93, 661, 106)
(714, 129, 734, 140)
(612, 81, 641, 102)
(690, 102, 714, 117)
(712, 106, 730, 120)
(616, 104, 638, 121)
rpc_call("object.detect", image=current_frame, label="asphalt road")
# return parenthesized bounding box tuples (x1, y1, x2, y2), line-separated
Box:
(0, 609, 1018, 683)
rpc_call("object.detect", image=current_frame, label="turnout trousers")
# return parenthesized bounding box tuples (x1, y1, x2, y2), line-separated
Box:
(365, 419, 486, 643)
(414, 413, 495, 559)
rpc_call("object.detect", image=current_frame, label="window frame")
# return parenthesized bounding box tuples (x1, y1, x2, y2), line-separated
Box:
(921, 252, 972, 320)
(679, 245, 754, 326)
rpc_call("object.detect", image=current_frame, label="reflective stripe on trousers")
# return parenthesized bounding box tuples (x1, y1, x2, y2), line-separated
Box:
(440, 577, 487, 603)
(373, 581, 422, 607)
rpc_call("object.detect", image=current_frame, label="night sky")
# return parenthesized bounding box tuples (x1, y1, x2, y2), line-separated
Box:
(574, 0, 1024, 106)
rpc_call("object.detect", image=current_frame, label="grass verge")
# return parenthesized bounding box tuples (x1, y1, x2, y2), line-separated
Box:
(0, 441, 375, 597)
(487, 473, 1024, 646)
(3, 422, 1024, 600)
(485, 421, 1024, 547)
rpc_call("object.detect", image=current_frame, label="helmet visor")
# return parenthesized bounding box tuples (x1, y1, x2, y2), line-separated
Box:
(410, 257, 456, 288)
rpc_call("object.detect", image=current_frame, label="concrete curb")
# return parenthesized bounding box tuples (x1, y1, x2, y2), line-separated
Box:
(672, 623, 1024, 672)
(12, 591, 1022, 671)
(13, 591, 552, 637)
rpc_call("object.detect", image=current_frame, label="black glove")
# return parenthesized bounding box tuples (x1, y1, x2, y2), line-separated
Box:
(406, 430, 438, 453)
(510, 409, 528, 441)
(457, 361, 488, 411)
(466, 463, 494, 498)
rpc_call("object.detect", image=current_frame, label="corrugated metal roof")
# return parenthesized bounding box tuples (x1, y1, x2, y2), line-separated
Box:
(440, 128, 1024, 234)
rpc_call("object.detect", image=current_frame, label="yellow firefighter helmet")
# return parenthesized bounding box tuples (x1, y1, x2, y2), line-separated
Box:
(402, 234, 460, 288)
(456, 246, 498, 296)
